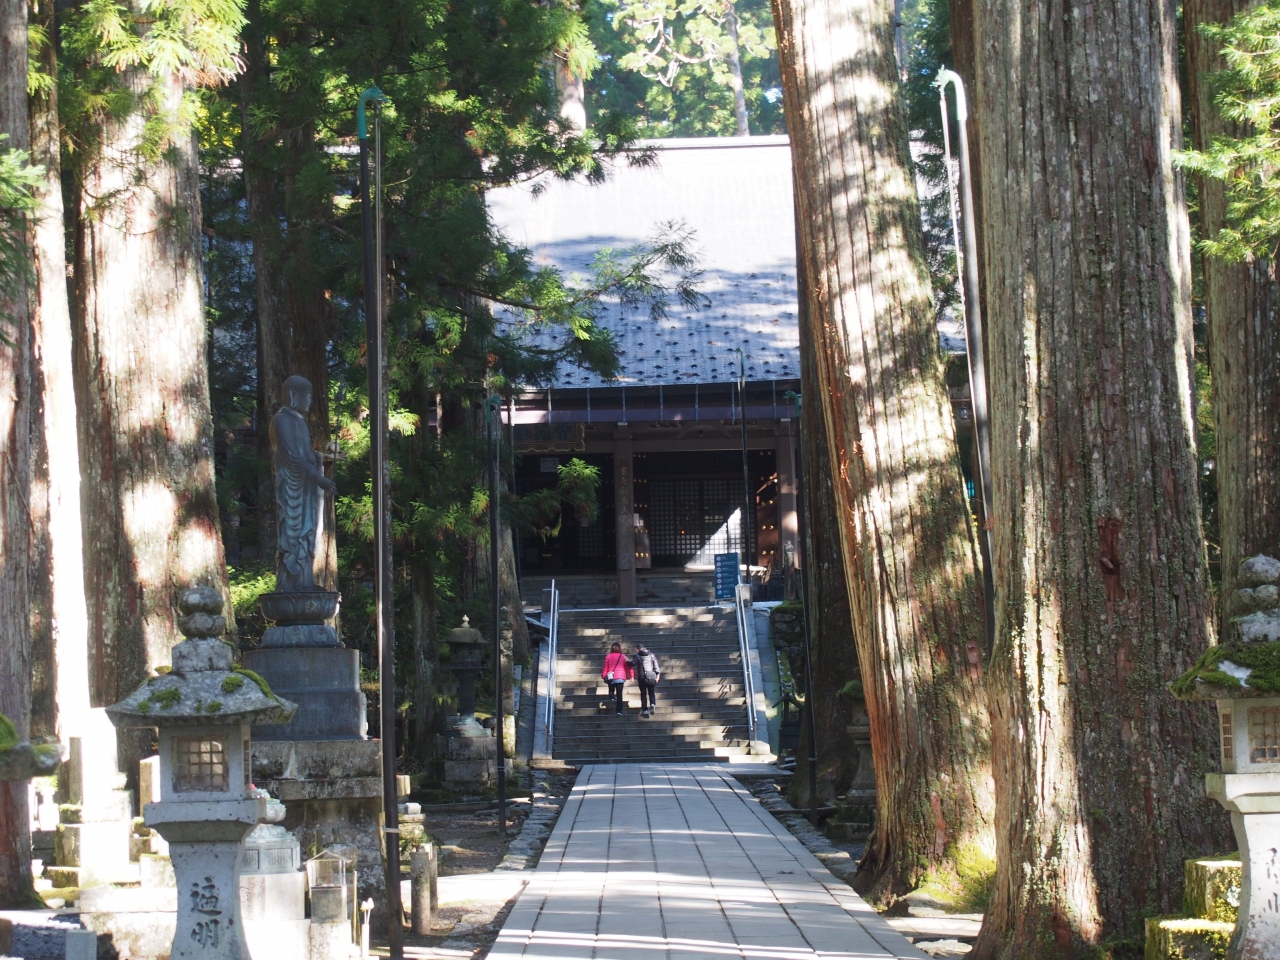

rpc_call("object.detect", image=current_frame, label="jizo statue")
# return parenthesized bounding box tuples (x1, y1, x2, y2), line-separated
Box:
(271, 376, 337, 592)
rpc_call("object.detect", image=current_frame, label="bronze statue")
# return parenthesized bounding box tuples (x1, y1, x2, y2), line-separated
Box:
(271, 376, 337, 592)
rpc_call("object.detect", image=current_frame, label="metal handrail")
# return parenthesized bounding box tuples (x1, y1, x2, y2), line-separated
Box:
(543, 581, 560, 753)
(733, 585, 758, 746)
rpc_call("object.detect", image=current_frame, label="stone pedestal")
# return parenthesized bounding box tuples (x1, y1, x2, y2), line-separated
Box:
(251, 740, 386, 927)
(241, 822, 309, 960)
(243, 647, 365, 741)
(435, 734, 511, 793)
(1207, 773, 1280, 960)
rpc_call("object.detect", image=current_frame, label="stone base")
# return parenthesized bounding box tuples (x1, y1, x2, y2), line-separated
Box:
(1145, 917, 1233, 960)
(81, 911, 177, 960)
(252, 739, 388, 932)
(244, 647, 366, 740)
(245, 918, 311, 960)
(436, 735, 511, 791)
(240, 871, 306, 922)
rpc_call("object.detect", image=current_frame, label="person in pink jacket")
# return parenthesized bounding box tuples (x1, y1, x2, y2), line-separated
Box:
(601, 642, 634, 716)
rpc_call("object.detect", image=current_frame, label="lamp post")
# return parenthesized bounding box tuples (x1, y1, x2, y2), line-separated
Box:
(358, 85, 405, 958)
(486, 394, 507, 838)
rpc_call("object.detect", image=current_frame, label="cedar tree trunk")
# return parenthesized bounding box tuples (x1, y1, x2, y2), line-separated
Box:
(969, 0, 1231, 952)
(0, 0, 37, 908)
(72, 67, 230, 707)
(771, 0, 994, 903)
(28, 0, 92, 746)
(1185, 0, 1280, 597)
(788, 243, 864, 808)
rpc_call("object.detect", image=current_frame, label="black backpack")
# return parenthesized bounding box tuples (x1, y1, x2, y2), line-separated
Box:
(635, 649, 660, 684)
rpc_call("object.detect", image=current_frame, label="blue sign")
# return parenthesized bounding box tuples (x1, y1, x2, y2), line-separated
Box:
(714, 553, 740, 601)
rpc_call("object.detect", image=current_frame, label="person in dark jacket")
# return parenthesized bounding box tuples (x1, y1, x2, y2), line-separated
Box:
(601, 642, 633, 715)
(632, 645, 661, 717)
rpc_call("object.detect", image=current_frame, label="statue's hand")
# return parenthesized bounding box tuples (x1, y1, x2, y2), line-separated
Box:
(318, 476, 338, 495)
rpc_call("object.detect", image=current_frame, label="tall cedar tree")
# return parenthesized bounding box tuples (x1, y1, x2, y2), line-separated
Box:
(771, 0, 994, 902)
(968, 0, 1231, 953)
(27, 0, 93, 748)
(1184, 0, 1280, 599)
(64, 0, 237, 709)
(0, 0, 37, 909)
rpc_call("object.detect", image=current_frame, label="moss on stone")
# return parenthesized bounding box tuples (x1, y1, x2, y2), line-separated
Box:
(152, 687, 181, 709)
(221, 674, 245, 694)
(0, 713, 16, 753)
(1144, 916, 1232, 960)
(155, 665, 172, 675)
(137, 700, 152, 715)
(1172, 640, 1280, 695)
(205, 700, 223, 714)
(232, 666, 278, 700)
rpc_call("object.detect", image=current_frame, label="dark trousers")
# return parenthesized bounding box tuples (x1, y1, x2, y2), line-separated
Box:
(609, 682, 625, 713)
(638, 680, 656, 711)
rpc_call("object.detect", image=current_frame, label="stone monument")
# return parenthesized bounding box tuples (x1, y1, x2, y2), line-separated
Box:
(245, 375, 364, 741)
(1173, 553, 1280, 960)
(243, 375, 391, 925)
(106, 585, 298, 960)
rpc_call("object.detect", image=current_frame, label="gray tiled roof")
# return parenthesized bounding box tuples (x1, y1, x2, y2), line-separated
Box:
(489, 136, 801, 389)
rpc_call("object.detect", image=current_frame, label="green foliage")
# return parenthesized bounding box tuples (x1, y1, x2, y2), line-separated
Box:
(0, 139, 43, 336)
(586, 0, 782, 136)
(229, 566, 275, 616)
(1176, 1, 1280, 261)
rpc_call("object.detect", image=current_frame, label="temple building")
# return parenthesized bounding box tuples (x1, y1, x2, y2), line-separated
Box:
(489, 136, 803, 606)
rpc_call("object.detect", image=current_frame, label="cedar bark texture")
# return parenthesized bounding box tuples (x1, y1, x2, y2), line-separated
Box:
(789, 246, 864, 807)
(72, 67, 230, 708)
(969, 0, 1231, 952)
(0, 0, 37, 908)
(771, 0, 994, 901)
(1185, 0, 1280, 598)
(27, 0, 92, 747)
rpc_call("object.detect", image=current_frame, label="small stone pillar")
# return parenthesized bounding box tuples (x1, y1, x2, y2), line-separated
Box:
(106, 585, 298, 960)
(1174, 554, 1280, 960)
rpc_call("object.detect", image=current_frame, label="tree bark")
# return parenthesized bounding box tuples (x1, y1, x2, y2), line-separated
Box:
(72, 65, 230, 708)
(1185, 0, 1280, 599)
(771, 0, 994, 903)
(0, 0, 37, 908)
(968, 0, 1232, 952)
(410, 556, 445, 763)
(724, 3, 751, 136)
(788, 240, 863, 809)
(27, 0, 93, 752)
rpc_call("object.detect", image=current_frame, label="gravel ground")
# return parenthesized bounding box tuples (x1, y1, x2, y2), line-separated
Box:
(0, 909, 86, 960)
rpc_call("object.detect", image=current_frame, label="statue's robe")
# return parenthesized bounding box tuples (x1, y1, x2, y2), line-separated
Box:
(271, 407, 321, 592)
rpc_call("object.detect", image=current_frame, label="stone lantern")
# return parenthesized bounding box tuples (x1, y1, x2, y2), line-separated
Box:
(447, 616, 488, 738)
(1173, 554, 1280, 960)
(436, 617, 503, 791)
(107, 585, 297, 960)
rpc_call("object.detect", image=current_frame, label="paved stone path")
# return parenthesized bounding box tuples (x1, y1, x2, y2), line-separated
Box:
(489, 764, 928, 959)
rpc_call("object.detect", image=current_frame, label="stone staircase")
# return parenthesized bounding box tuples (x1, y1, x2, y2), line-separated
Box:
(1144, 854, 1240, 959)
(550, 607, 752, 763)
(522, 572, 716, 609)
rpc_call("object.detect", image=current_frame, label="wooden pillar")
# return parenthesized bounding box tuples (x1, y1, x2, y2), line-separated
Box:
(614, 431, 636, 606)
(776, 426, 800, 567)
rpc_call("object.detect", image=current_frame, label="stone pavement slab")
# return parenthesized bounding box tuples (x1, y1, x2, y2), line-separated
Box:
(488, 764, 929, 959)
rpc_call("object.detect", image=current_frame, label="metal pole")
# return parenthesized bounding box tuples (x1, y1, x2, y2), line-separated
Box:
(737, 349, 752, 580)
(789, 392, 819, 826)
(486, 395, 507, 838)
(936, 70, 995, 653)
(359, 86, 404, 957)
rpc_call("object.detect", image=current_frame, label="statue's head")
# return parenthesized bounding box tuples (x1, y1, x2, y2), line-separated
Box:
(282, 375, 313, 414)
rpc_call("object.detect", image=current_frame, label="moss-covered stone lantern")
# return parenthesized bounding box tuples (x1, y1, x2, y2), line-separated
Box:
(107, 585, 297, 960)
(1173, 554, 1280, 960)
